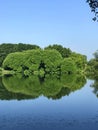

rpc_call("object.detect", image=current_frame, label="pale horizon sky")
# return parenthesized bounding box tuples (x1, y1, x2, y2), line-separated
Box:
(0, 0, 98, 60)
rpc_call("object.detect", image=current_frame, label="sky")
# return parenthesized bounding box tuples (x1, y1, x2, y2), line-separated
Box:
(0, 0, 98, 60)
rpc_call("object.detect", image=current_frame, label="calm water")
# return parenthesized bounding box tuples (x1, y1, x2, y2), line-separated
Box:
(0, 74, 98, 130)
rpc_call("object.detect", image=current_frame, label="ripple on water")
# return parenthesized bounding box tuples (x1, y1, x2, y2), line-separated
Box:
(0, 115, 98, 130)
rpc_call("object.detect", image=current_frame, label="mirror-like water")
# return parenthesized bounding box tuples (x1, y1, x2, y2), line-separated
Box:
(0, 74, 98, 130)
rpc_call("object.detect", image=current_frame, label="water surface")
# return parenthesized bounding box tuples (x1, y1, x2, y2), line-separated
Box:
(0, 75, 98, 130)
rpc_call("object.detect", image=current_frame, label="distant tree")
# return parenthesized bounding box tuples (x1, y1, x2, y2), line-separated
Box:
(44, 44, 72, 58)
(93, 50, 98, 59)
(87, 0, 98, 21)
(87, 50, 98, 75)
(2, 73, 86, 100)
(0, 43, 40, 67)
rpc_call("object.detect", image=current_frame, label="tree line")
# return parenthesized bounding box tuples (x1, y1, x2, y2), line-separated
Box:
(0, 43, 97, 76)
(0, 43, 87, 76)
(87, 50, 98, 76)
(0, 43, 40, 67)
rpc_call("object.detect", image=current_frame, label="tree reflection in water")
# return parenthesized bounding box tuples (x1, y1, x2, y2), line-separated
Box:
(0, 74, 87, 100)
(90, 75, 98, 98)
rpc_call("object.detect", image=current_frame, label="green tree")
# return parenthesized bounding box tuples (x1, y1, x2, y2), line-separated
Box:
(45, 44, 72, 58)
(70, 52, 87, 71)
(3, 49, 63, 74)
(90, 75, 98, 98)
(0, 43, 40, 67)
(61, 58, 76, 74)
(93, 50, 98, 60)
(87, 50, 98, 75)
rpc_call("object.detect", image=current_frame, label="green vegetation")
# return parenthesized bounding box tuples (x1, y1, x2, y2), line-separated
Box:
(0, 73, 86, 100)
(0, 67, 2, 74)
(61, 58, 76, 74)
(3, 49, 63, 74)
(87, 50, 98, 76)
(91, 76, 98, 98)
(0, 43, 98, 100)
(45, 44, 72, 58)
(0, 43, 98, 78)
(0, 43, 40, 67)
(0, 77, 36, 100)
(1, 44, 87, 75)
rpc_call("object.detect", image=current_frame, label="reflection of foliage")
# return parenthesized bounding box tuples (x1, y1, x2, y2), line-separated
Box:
(50, 87, 71, 100)
(2, 75, 42, 97)
(50, 74, 86, 100)
(1, 74, 86, 100)
(60, 74, 86, 91)
(90, 75, 98, 97)
(0, 77, 36, 100)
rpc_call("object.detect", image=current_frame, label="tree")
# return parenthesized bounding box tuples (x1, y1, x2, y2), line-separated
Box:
(87, 50, 98, 75)
(61, 58, 76, 74)
(3, 49, 63, 74)
(44, 44, 72, 58)
(70, 52, 87, 71)
(87, 0, 98, 21)
(93, 50, 98, 59)
(0, 43, 40, 67)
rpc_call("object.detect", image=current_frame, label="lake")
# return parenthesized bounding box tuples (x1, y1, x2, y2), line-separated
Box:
(0, 74, 98, 130)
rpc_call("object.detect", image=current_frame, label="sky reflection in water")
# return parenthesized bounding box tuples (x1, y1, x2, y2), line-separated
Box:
(0, 75, 98, 130)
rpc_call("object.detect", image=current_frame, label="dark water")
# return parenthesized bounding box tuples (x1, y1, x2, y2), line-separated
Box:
(0, 74, 98, 130)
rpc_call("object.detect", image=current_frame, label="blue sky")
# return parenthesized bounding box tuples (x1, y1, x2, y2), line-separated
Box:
(0, 0, 98, 59)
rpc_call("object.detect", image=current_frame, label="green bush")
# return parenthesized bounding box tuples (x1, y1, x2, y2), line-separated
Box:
(3, 49, 63, 74)
(61, 58, 76, 74)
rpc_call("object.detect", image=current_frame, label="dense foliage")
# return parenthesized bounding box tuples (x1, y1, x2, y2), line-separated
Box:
(0, 74, 86, 100)
(3, 49, 77, 75)
(0, 43, 87, 75)
(0, 77, 36, 100)
(0, 43, 40, 67)
(2, 47, 87, 75)
(87, 50, 98, 75)
(45, 45, 87, 72)
(70, 52, 87, 71)
(91, 75, 98, 97)
(0, 43, 98, 100)
(45, 44, 72, 58)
